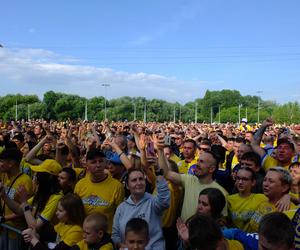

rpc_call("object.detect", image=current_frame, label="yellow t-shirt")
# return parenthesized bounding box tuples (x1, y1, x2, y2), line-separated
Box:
(227, 239, 244, 250)
(54, 222, 83, 246)
(74, 175, 124, 233)
(177, 158, 198, 174)
(28, 193, 63, 223)
(169, 154, 181, 164)
(248, 200, 297, 232)
(76, 240, 114, 250)
(262, 155, 291, 171)
(239, 124, 252, 132)
(2, 172, 33, 237)
(162, 182, 183, 228)
(227, 193, 268, 232)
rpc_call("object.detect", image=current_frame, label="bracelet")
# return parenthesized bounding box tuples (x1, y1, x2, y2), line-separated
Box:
(118, 152, 124, 157)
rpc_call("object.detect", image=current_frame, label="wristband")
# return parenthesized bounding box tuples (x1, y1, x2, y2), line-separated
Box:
(118, 152, 124, 157)
(23, 205, 32, 212)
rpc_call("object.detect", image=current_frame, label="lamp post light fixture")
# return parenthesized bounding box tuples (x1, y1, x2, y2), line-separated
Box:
(256, 91, 263, 124)
(238, 104, 242, 124)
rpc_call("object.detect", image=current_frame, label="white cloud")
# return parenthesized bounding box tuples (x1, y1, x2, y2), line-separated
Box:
(0, 48, 209, 103)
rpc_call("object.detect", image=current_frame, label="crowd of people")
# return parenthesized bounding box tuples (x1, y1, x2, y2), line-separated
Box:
(0, 118, 300, 250)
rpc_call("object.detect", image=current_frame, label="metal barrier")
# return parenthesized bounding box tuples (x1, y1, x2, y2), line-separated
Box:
(0, 223, 22, 234)
(0, 223, 29, 250)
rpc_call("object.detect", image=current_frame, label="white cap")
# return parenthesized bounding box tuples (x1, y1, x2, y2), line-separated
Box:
(241, 118, 248, 123)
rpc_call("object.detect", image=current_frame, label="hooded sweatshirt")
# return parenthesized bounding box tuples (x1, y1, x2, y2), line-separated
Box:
(112, 177, 170, 250)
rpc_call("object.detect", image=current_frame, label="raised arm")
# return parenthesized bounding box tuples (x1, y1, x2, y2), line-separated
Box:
(154, 135, 182, 185)
(24, 135, 51, 164)
(64, 128, 81, 168)
(109, 139, 133, 170)
(251, 118, 274, 157)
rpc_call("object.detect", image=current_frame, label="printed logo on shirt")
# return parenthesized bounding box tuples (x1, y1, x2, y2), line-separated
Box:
(82, 195, 109, 207)
(188, 164, 197, 175)
(137, 213, 146, 219)
(5, 186, 16, 199)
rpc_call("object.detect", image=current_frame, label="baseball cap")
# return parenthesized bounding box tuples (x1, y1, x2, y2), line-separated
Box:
(241, 118, 248, 123)
(106, 152, 122, 165)
(277, 138, 295, 151)
(30, 159, 62, 175)
(86, 148, 106, 161)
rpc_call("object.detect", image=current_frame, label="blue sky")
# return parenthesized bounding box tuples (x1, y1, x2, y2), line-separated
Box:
(1, 0, 300, 104)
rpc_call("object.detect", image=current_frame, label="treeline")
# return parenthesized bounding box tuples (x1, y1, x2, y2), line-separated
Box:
(1, 90, 300, 123)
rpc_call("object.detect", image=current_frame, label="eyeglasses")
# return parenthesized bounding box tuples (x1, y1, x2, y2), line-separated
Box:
(199, 147, 210, 152)
(236, 176, 251, 182)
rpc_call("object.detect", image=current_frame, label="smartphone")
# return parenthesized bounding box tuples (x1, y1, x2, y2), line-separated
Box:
(146, 141, 156, 157)
(164, 135, 171, 146)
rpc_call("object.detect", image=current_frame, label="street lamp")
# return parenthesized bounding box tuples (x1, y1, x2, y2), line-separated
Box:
(15, 100, 18, 121)
(173, 104, 176, 123)
(101, 84, 110, 120)
(133, 102, 137, 121)
(238, 104, 242, 124)
(257, 91, 263, 124)
(143, 102, 147, 123)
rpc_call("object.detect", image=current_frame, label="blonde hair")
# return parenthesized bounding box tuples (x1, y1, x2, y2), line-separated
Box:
(84, 212, 108, 232)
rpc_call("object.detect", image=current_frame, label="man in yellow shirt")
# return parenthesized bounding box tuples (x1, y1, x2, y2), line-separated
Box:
(248, 167, 297, 232)
(252, 118, 295, 171)
(177, 139, 198, 174)
(74, 149, 124, 233)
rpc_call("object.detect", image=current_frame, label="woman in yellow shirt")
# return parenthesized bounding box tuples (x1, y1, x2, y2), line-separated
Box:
(22, 193, 85, 249)
(1, 159, 63, 242)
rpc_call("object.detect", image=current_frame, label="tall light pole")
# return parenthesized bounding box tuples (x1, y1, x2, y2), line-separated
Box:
(133, 103, 137, 121)
(238, 104, 242, 124)
(84, 101, 88, 121)
(173, 105, 176, 123)
(102, 84, 110, 120)
(15, 100, 18, 121)
(257, 91, 263, 124)
(27, 104, 30, 121)
(143, 102, 147, 123)
(179, 105, 182, 121)
(218, 105, 221, 124)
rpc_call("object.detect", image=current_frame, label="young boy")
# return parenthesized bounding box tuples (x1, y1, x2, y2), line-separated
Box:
(71, 213, 114, 250)
(124, 218, 149, 250)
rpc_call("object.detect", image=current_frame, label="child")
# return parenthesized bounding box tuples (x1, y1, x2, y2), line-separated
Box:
(58, 167, 77, 194)
(124, 218, 149, 250)
(22, 193, 85, 249)
(71, 213, 114, 250)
